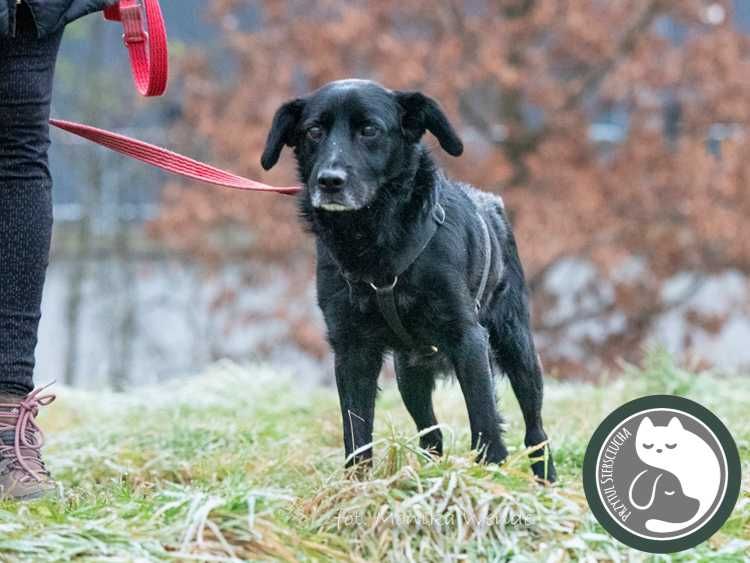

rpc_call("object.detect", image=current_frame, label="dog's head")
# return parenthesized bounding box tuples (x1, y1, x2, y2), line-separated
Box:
(261, 79, 463, 212)
(629, 468, 700, 522)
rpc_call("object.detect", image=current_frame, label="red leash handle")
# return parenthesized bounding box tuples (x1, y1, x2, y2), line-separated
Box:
(49, 119, 300, 195)
(103, 0, 168, 97)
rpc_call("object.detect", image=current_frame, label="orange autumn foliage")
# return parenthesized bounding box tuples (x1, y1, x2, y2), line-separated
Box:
(151, 0, 750, 375)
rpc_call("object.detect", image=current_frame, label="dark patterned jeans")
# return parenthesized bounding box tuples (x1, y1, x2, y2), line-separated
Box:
(0, 6, 63, 396)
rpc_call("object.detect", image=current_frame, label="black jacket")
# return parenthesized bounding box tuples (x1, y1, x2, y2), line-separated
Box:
(1, 0, 115, 38)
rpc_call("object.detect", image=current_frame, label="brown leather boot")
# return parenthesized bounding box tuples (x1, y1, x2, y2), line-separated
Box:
(0, 384, 58, 501)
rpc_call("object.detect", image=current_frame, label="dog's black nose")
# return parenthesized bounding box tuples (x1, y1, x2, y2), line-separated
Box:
(317, 169, 347, 191)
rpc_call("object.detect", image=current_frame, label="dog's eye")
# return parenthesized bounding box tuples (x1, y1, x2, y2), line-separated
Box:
(665, 443, 677, 449)
(642, 443, 654, 449)
(360, 124, 379, 138)
(306, 126, 323, 142)
(664, 490, 675, 496)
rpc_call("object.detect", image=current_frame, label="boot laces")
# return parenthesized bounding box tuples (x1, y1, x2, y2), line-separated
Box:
(0, 382, 56, 482)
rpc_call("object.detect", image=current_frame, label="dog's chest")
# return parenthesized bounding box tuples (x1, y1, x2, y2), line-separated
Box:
(345, 277, 420, 315)
(340, 274, 448, 347)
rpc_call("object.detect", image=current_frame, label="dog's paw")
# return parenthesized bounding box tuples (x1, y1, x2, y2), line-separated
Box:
(530, 447, 557, 484)
(419, 435, 443, 458)
(475, 442, 509, 465)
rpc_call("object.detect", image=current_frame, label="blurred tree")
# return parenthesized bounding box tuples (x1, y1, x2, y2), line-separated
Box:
(151, 0, 750, 375)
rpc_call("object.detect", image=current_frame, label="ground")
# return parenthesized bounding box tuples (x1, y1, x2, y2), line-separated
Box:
(0, 351, 747, 561)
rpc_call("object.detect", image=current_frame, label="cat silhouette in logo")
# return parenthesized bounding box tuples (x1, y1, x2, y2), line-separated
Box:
(628, 468, 700, 525)
(635, 416, 721, 533)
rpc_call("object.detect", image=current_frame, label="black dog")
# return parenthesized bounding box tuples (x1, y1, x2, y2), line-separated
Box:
(262, 79, 556, 482)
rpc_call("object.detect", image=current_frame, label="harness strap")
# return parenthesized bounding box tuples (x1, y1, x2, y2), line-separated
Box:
(475, 212, 492, 312)
(364, 203, 445, 288)
(371, 278, 419, 349)
(366, 205, 493, 353)
(341, 202, 443, 353)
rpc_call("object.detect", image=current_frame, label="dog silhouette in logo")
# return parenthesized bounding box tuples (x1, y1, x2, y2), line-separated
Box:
(634, 416, 721, 533)
(628, 468, 700, 526)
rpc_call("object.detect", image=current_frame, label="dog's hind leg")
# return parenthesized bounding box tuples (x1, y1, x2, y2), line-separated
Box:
(394, 353, 443, 456)
(448, 326, 508, 464)
(488, 280, 557, 483)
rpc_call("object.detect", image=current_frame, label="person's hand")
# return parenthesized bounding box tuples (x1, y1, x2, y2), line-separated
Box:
(4, 0, 117, 38)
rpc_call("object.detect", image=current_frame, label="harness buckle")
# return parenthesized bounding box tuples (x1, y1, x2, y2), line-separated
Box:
(369, 276, 398, 292)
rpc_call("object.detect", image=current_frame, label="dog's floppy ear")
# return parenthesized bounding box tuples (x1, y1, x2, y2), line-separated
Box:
(261, 98, 306, 170)
(395, 91, 464, 157)
(629, 469, 661, 510)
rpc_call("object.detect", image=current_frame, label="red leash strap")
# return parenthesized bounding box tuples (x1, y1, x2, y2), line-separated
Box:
(103, 0, 168, 97)
(49, 119, 300, 195)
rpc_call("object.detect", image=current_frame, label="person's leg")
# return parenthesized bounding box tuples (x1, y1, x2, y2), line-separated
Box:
(0, 5, 63, 397)
(0, 4, 63, 501)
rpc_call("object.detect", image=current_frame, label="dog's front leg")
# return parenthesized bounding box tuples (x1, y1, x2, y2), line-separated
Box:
(449, 326, 508, 464)
(334, 347, 384, 467)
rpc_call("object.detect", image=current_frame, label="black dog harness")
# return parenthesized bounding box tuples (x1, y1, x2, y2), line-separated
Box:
(340, 202, 493, 354)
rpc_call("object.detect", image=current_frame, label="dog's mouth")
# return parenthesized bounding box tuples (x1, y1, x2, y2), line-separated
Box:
(308, 178, 376, 213)
(310, 189, 364, 212)
(319, 203, 353, 212)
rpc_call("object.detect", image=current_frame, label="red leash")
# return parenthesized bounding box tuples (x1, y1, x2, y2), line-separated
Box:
(49, 0, 300, 196)
(50, 119, 300, 195)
